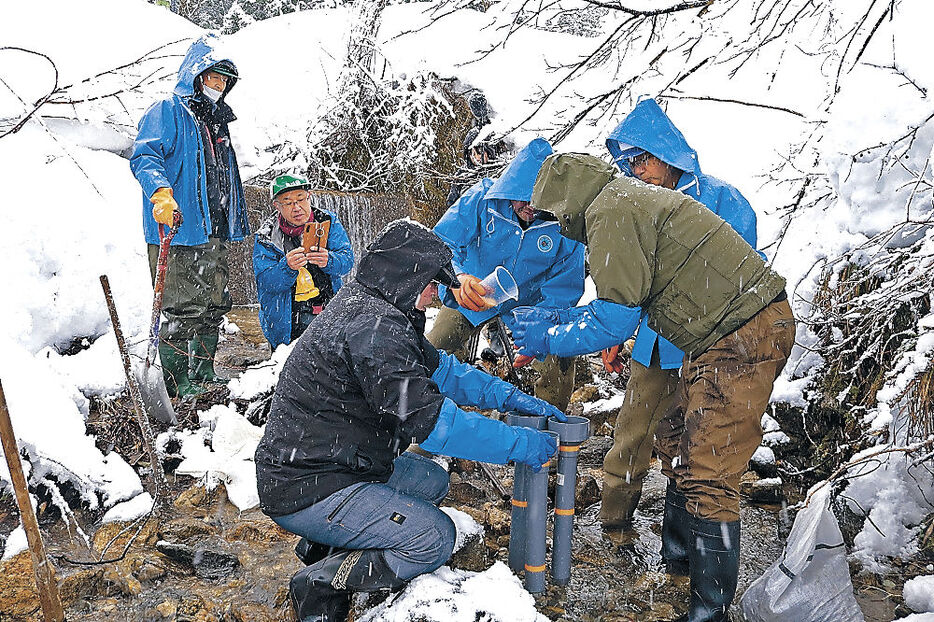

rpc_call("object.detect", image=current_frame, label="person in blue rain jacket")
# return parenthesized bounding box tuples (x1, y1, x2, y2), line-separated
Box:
(595, 98, 761, 535)
(253, 174, 354, 349)
(428, 137, 586, 410)
(129, 34, 250, 398)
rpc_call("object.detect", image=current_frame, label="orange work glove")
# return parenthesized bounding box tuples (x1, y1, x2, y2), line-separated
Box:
(453, 274, 490, 312)
(150, 187, 178, 227)
(601, 344, 626, 374)
(513, 353, 535, 368)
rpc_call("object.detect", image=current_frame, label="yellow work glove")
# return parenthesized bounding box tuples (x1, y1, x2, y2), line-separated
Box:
(150, 187, 178, 227)
(453, 274, 490, 312)
(295, 266, 320, 302)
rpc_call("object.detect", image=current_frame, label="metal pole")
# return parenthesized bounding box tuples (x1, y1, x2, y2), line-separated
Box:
(100, 275, 170, 514)
(524, 430, 559, 594)
(506, 414, 547, 574)
(548, 415, 590, 586)
(0, 381, 65, 621)
(479, 462, 510, 500)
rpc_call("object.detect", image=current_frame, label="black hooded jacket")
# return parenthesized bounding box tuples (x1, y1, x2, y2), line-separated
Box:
(255, 221, 454, 517)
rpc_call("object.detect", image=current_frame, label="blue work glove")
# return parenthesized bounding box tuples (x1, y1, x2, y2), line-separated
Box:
(509, 427, 558, 473)
(510, 306, 561, 326)
(510, 313, 551, 358)
(504, 388, 567, 422)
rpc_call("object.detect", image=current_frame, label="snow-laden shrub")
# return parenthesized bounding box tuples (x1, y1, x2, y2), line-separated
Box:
(302, 69, 453, 194)
(265, 0, 454, 202)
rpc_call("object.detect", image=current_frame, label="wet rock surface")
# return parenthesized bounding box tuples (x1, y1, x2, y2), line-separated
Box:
(155, 540, 241, 579)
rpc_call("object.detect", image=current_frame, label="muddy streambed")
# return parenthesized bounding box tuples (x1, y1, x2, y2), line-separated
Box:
(0, 307, 908, 621)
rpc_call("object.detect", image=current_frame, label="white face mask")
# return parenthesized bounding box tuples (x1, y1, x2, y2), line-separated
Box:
(202, 85, 223, 103)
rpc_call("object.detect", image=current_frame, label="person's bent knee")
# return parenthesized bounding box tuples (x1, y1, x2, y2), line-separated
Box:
(429, 513, 457, 571)
(423, 462, 451, 505)
(390, 514, 457, 580)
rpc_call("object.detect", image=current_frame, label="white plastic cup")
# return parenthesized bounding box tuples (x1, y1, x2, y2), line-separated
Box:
(478, 266, 519, 308)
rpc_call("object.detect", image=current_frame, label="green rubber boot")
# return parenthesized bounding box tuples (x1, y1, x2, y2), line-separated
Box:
(190, 333, 226, 386)
(158, 340, 203, 399)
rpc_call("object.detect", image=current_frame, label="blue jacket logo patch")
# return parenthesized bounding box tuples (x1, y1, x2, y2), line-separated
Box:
(537, 235, 553, 253)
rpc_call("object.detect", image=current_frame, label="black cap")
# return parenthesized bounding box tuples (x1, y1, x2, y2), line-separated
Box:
(435, 262, 460, 289)
(210, 60, 238, 79)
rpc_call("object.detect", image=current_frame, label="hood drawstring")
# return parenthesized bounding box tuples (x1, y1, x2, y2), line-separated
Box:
(486, 213, 495, 234)
(677, 175, 700, 198)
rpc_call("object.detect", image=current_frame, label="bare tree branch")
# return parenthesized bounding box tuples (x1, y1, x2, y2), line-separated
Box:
(0, 47, 59, 139)
(579, 0, 711, 15)
(659, 93, 805, 117)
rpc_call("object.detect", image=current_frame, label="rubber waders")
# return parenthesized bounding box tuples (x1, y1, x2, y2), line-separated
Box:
(190, 333, 226, 386)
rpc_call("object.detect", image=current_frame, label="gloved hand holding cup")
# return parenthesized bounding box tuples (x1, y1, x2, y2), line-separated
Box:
(478, 266, 519, 309)
(453, 274, 488, 312)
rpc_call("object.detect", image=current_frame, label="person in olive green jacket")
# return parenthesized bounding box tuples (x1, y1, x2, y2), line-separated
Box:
(509, 153, 796, 622)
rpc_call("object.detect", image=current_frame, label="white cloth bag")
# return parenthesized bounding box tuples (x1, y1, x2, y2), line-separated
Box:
(740, 486, 865, 621)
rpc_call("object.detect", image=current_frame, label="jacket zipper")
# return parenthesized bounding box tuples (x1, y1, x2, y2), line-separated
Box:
(183, 103, 210, 237)
(487, 209, 557, 273)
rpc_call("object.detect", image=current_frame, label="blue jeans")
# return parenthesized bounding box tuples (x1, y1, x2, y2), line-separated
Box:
(272, 452, 456, 581)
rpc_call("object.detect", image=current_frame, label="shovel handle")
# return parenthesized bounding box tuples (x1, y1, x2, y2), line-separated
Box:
(147, 214, 181, 363)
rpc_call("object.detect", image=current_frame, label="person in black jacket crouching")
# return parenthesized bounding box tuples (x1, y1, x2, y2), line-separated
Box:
(255, 219, 563, 622)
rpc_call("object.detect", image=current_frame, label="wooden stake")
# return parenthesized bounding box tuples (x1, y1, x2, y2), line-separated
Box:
(99, 275, 170, 514)
(0, 380, 66, 621)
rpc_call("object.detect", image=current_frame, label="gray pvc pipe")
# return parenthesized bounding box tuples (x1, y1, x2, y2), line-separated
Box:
(548, 416, 591, 586)
(508, 461, 529, 573)
(524, 430, 559, 594)
(506, 413, 547, 574)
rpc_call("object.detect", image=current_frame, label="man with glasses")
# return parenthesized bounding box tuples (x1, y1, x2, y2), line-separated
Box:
(130, 34, 250, 398)
(509, 151, 792, 622)
(598, 98, 760, 538)
(253, 174, 354, 349)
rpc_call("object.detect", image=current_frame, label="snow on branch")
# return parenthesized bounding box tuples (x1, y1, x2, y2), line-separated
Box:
(271, 0, 455, 197)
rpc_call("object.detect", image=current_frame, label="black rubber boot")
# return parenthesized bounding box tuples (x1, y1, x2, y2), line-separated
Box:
(290, 549, 406, 622)
(685, 516, 740, 622)
(190, 333, 226, 386)
(294, 538, 334, 566)
(661, 481, 690, 576)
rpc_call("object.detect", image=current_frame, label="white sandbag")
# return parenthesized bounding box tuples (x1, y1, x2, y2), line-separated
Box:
(740, 486, 864, 622)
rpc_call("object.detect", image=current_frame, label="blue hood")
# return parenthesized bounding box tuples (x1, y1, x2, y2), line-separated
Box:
(485, 137, 553, 202)
(606, 99, 699, 176)
(174, 34, 238, 99)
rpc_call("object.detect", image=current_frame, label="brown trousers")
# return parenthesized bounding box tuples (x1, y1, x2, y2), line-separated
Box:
(655, 299, 796, 522)
(600, 349, 680, 526)
(426, 305, 576, 411)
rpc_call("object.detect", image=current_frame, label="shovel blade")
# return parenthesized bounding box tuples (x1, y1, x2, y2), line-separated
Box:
(135, 362, 178, 425)
(129, 339, 178, 425)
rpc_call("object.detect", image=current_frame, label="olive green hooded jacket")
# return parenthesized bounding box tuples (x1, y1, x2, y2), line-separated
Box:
(531, 153, 786, 357)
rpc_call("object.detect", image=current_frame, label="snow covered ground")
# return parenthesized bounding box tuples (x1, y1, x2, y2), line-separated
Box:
(2, 0, 934, 616)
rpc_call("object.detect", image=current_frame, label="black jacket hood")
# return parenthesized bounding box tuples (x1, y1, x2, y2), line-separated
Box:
(355, 219, 455, 312)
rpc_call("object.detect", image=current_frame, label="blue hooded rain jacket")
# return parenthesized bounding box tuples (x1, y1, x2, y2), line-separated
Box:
(253, 210, 354, 349)
(130, 34, 250, 246)
(604, 98, 759, 369)
(434, 137, 585, 328)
